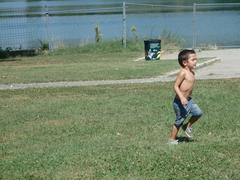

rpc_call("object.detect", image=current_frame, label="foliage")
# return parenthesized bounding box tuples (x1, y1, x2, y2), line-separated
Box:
(95, 24, 103, 43)
(131, 25, 138, 41)
(39, 40, 50, 51)
(160, 29, 185, 51)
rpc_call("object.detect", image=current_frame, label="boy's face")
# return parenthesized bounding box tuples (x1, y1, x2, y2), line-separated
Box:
(183, 53, 197, 69)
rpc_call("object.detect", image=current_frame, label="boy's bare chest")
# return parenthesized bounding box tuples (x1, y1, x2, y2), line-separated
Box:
(185, 73, 195, 83)
(180, 73, 195, 90)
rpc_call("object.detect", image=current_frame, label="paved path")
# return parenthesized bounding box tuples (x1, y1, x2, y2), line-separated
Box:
(0, 49, 239, 90)
(162, 48, 240, 80)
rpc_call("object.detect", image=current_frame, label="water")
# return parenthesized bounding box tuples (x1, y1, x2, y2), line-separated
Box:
(1, 0, 240, 7)
(0, 0, 240, 49)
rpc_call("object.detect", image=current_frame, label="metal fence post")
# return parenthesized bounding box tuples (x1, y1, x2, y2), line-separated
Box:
(122, 2, 127, 48)
(192, 3, 196, 49)
(44, 5, 49, 33)
(44, 4, 51, 49)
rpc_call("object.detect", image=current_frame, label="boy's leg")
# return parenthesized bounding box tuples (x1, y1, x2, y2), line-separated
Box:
(186, 116, 200, 128)
(170, 124, 180, 140)
(170, 98, 188, 141)
(169, 97, 189, 142)
(186, 101, 203, 127)
(183, 102, 203, 138)
(182, 116, 200, 138)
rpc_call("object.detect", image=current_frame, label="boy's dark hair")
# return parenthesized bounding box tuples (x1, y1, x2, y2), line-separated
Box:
(178, 49, 196, 67)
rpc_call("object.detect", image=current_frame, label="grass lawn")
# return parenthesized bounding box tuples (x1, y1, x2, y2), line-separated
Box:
(1, 79, 240, 179)
(0, 50, 208, 84)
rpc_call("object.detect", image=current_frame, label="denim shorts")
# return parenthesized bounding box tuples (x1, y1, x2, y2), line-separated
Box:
(173, 97, 203, 128)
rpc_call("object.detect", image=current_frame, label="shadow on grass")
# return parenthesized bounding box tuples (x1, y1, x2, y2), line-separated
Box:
(0, 58, 22, 62)
(177, 136, 195, 143)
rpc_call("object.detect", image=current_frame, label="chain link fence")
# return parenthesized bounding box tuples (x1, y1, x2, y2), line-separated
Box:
(193, 3, 240, 49)
(0, 2, 240, 51)
(0, 3, 123, 50)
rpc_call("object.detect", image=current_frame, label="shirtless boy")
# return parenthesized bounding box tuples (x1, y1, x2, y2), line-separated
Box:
(169, 49, 203, 144)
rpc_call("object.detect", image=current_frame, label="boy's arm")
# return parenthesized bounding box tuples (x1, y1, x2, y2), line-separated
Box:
(174, 70, 188, 106)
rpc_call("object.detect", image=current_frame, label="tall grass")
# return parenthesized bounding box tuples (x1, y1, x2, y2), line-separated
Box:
(48, 28, 185, 56)
(1, 79, 240, 179)
(160, 30, 185, 51)
(50, 40, 144, 56)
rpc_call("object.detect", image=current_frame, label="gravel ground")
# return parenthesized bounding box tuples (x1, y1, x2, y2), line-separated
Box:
(0, 48, 239, 90)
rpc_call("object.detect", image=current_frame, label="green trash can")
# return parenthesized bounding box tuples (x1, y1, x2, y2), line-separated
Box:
(144, 39, 161, 60)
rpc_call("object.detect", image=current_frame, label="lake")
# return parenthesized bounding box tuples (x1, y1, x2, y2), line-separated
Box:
(0, 0, 240, 49)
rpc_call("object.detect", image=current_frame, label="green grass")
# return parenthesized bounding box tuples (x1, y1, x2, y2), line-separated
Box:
(0, 51, 178, 84)
(1, 79, 240, 179)
(0, 50, 208, 84)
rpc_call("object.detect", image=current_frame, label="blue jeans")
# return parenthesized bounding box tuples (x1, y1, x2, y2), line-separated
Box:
(173, 97, 203, 128)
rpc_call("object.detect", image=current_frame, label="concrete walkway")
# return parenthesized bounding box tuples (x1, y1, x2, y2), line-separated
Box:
(162, 48, 240, 80)
(0, 49, 239, 90)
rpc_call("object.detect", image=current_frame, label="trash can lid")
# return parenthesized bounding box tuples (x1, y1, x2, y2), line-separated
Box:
(144, 39, 161, 43)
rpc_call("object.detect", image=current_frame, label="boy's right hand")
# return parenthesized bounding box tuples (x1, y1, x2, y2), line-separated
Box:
(180, 97, 188, 106)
